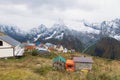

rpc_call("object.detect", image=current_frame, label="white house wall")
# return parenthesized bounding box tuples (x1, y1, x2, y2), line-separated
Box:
(0, 39, 24, 57)
(0, 48, 13, 58)
(14, 45, 20, 54)
(0, 39, 12, 48)
(0, 39, 13, 58)
(14, 44, 24, 56)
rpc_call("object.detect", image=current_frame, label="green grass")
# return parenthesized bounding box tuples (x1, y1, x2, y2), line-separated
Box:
(0, 52, 120, 80)
(85, 44, 96, 55)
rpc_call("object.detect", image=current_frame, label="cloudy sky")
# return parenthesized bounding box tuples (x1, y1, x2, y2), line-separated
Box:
(0, 0, 120, 31)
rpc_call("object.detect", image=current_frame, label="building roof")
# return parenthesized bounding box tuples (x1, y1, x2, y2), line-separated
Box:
(73, 56, 93, 63)
(26, 43, 35, 46)
(45, 43, 54, 47)
(37, 48, 48, 51)
(66, 60, 74, 65)
(53, 56, 66, 63)
(0, 35, 20, 47)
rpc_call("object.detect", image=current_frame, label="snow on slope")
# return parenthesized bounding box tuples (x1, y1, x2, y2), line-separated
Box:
(114, 35, 120, 40)
(66, 20, 100, 34)
(34, 34, 42, 41)
(29, 18, 120, 43)
(45, 31, 57, 40)
(55, 33, 64, 39)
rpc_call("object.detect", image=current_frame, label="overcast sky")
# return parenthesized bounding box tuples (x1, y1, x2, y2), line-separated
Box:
(0, 0, 120, 31)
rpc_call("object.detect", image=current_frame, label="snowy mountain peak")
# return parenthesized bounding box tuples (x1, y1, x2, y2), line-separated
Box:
(30, 24, 47, 36)
(38, 24, 47, 29)
(112, 18, 120, 23)
(52, 23, 68, 32)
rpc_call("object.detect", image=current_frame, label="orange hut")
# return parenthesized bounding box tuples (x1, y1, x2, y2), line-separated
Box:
(66, 60, 75, 72)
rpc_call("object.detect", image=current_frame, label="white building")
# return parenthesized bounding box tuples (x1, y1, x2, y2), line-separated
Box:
(56, 45, 64, 52)
(63, 48, 68, 53)
(0, 35, 24, 58)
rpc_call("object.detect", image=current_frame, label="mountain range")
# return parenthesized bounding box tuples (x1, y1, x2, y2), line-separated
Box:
(0, 18, 120, 56)
(0, 24, 28, 42)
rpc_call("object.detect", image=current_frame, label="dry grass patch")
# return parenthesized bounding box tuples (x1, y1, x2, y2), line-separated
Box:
(0, 52, 120, 80)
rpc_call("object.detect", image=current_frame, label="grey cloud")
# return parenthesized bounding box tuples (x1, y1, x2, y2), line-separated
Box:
(0, 0, 98, 11)
(0, 0, 119, 31)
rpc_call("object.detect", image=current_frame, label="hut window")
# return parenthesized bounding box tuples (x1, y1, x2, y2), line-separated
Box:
(0, 41, 3, 46)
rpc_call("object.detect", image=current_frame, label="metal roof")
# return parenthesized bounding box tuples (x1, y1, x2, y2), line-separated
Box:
(37, 48, 48, 51)
(73, 56, 93, 63)
(45, 43, 54, 47)
(53, 56, 66, 63)
(0, 35, 20, 47)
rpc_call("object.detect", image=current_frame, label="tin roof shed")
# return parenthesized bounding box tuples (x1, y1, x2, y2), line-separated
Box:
(73, 56, 93, 63)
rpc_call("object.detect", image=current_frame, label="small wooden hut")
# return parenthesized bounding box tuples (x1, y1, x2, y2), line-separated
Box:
(53, 56, 66, 70)
(73, 56, 93, 71)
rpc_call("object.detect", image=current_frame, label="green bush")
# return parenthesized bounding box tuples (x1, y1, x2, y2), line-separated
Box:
(38, 52, 58, 59)
(31, 49, 38, 56)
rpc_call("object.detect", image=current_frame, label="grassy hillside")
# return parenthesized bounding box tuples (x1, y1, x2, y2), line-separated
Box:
(0, 52, 120, 80)
(86, 37, 120, 59)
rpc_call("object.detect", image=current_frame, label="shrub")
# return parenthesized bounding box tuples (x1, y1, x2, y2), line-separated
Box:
(38, 52, 58, 59)
(31, 49, 38, 56)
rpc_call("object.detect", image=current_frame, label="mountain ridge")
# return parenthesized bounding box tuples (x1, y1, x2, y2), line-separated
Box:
(85, 37, 120, 59)
(0, 18, 120, 52)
